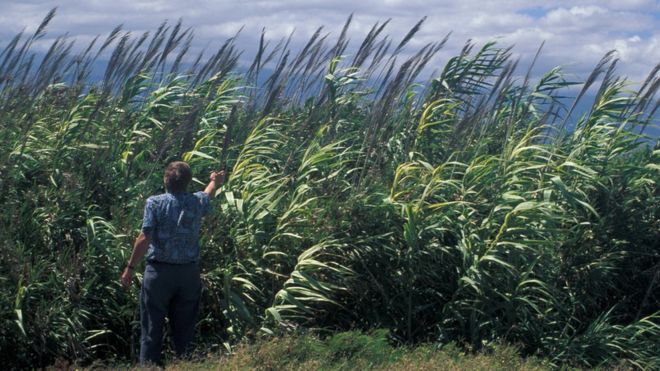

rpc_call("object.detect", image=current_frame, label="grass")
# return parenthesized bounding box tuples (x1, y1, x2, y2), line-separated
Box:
(77, 331, 643, 370)
(79, 331, 556, 371)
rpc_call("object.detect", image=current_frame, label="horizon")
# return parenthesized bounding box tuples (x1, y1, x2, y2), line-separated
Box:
(1, 2, 658, 136)
(1, 1, 659, 83)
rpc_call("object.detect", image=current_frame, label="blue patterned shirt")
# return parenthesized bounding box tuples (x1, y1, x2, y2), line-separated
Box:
(141, 191, 212, 264)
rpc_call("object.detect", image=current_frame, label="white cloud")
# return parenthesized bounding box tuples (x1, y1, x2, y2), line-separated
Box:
(0, 0, 657, 82)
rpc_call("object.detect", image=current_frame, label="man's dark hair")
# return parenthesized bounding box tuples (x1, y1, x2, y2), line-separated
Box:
(164, 161, 192, 193)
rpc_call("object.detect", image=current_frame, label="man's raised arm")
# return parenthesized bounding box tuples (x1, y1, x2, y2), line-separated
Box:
(204, 170, 225, 200)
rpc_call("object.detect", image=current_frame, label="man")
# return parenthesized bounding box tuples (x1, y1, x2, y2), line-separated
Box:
(120, 161, 224, 365)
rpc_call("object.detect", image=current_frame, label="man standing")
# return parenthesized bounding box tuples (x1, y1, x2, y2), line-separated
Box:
(120, 161, 224, 365)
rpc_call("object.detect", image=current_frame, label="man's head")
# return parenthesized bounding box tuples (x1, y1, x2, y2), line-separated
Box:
(164, 161, 192, 193)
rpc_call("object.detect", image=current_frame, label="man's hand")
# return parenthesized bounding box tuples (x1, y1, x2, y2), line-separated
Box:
(210, 170, 225, 185)
(121, 267, 134, 288)
(205, 170, 225, 199)
(121, 232, 149, 288)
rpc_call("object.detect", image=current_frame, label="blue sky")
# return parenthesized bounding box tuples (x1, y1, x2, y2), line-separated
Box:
(1, 0, 659, 82)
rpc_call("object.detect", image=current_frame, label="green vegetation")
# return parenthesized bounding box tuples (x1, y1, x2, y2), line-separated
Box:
(1, 10, 658, 370)
(133, 331, 553, 371)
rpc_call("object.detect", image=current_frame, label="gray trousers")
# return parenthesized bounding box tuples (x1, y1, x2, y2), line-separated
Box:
(140, 261, 201, 366)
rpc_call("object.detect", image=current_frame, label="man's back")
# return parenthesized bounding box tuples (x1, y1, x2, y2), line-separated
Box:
(142, 191, 211, 264)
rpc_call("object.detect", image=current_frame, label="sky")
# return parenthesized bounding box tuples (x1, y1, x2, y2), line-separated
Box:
(1, 0, 659, 83)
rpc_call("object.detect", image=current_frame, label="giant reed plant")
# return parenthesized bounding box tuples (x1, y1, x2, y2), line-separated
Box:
(1, 9, 658, 369)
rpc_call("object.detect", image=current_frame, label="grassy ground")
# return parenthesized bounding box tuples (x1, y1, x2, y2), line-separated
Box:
(76, 331, 633, 371)
(186, 337, 549, 371)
